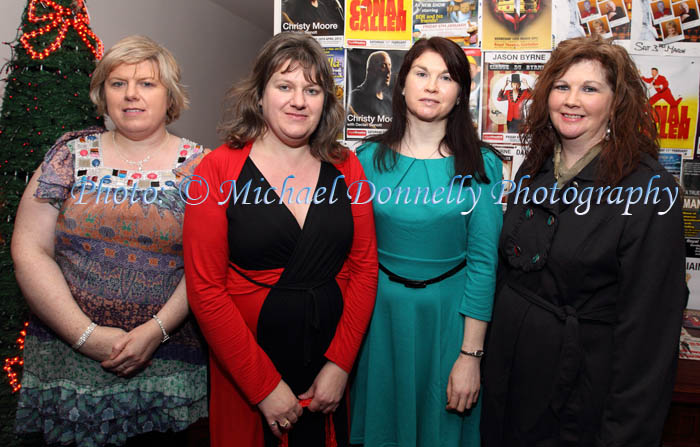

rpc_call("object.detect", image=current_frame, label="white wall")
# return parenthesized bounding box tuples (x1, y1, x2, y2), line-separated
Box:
(0, 2, 25, 105)
(0, 0, 273, 148)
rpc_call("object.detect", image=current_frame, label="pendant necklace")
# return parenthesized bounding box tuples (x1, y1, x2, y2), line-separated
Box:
(112, 130, 170, 171)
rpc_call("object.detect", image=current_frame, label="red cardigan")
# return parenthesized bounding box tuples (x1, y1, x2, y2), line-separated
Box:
(183, 142, 377, 446)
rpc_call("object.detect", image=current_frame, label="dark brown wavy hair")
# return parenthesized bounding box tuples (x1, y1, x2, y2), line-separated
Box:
(218, 33, 345, 162)
(370, 37, 498, 182)
(520, 35, 658, 186)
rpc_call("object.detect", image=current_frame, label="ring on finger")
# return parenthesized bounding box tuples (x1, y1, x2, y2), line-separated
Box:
(280, 420, 290, 428)
(269, 421, 277, 427)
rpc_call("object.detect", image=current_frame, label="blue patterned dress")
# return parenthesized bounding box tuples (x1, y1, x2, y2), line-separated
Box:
(15, 129, 208, 446)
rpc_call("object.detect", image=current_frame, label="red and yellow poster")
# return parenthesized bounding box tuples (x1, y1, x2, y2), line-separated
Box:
(481, 0, 553, 51)
(632, 52, 699, 158)
(345, 0, 413, 49)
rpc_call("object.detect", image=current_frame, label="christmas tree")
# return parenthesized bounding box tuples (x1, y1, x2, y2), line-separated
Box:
(0, 1, 103, 443)
(0, 0, 104, 240)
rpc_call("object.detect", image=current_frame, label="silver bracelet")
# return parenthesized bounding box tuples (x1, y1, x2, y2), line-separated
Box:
(72, 322, 97, 350)
(152, 315, 170, 343)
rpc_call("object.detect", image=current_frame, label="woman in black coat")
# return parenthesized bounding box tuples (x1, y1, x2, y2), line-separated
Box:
(481, 34, 687, 446)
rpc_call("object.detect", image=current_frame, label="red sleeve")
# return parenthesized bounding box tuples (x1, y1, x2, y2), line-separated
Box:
(656, 75, 669, 91)
(183, 145, 281, 405)
(325, 150, 378, 373)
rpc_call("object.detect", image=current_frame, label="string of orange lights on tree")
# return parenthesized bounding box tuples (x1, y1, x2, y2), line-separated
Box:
(3, 322, 28, 393)
(19, 0, 103, 61)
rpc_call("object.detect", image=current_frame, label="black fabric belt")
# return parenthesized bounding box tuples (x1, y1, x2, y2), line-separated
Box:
(379, 259, 466, 288)
(229, 261, 332, 366)
(507, 280, 616, 419)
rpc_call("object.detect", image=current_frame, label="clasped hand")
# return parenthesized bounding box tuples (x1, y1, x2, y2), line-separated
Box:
(298, 361, 348, 414)
(79, 320, 162, 377)
(101, 319, 163, 376)
(257, 361, 348, 438)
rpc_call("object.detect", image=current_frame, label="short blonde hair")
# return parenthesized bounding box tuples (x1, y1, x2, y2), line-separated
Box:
(90, 35, 188, 124)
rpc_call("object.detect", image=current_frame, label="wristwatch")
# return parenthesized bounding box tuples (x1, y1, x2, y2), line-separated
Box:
(460, 349, 485, 358)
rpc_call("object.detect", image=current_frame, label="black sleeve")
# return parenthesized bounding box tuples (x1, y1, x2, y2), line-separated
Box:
(597, 171, 687, 446)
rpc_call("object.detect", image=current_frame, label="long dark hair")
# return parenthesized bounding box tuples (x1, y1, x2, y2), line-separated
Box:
(370, 37, 497, 183)
(520, 35, 658, 186)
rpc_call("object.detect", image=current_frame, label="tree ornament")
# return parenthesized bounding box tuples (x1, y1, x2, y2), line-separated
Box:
(19, 0, 103, 60)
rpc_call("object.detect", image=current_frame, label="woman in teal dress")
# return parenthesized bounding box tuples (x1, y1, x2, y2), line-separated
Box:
(350, 37, 502, 446)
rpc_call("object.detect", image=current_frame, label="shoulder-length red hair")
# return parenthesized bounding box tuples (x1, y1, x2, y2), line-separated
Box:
(520, 35, 658, 186)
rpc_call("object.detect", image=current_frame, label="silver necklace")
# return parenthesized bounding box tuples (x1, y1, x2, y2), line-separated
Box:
(403, 140, 442, 159)
(111, 131, 170, 171)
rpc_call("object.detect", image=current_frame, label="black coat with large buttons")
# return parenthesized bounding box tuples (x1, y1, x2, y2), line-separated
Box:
(481, 153, 687, 446)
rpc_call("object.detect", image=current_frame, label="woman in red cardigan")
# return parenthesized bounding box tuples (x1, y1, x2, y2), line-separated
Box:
(182, 33, 378, 447)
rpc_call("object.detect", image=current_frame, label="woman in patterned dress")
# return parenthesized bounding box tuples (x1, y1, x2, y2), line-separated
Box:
(12, 35, 208, 446)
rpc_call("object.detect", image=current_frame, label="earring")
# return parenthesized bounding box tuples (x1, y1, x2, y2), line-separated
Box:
(456, 97, 461, 105)
(604, 125, 611, 141)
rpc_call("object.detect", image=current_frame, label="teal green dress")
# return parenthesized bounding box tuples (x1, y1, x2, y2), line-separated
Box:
(350, 142, 503, 447)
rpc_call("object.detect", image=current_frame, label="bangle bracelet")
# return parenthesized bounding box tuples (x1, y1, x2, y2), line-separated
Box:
(152, 315, 170, 343)
(72, 322, 97, 350)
